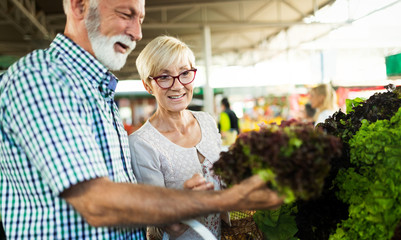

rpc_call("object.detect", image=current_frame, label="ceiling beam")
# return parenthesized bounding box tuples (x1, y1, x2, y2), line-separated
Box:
(8, 0, 51, 38)
(46, 0, 337, 31)
(246, 0, 275, 21)
(169, 6, 200, 23)
(282, 0, 307, 18)
(0, 0, 29, 35)
(48, 20, 343, 32)
(0, 20, 12, 25)
(208, 7, 237, 22)
(146, 0, 284, 12)
(46, 13, 65, 22)
(142, 21, 345, 29)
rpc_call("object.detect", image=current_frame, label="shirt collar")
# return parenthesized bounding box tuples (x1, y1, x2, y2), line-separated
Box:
(50, 34, 118, 97)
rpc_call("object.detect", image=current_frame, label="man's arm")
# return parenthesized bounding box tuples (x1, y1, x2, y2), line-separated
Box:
(61, 175, 283, 228)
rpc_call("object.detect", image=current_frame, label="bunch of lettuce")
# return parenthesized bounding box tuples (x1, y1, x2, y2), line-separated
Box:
(294, 84, 401, 240)
(329, 107, 401, 240)
(213, 120, 342, 203)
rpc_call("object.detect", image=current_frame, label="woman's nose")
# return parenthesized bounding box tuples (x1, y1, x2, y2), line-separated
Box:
(170, 77, 184, 89)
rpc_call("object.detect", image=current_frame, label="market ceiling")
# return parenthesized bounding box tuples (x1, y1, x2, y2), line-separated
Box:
(0, 0, 335, 80)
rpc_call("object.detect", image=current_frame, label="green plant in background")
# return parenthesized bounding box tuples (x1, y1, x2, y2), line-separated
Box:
(254, 204, 299, 240)
(330, 107, 401, 240)
(345, 97, 365, 114)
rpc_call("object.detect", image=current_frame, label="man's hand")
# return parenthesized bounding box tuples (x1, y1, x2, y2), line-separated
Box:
(227, 175, 284, 211)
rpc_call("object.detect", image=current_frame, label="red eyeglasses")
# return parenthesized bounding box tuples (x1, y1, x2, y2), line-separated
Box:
(149, 69, 197, 89)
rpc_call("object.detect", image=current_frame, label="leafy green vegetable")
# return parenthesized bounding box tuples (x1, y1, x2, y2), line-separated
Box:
(213, 120, 342, 203)
(329, 107, 401, 240)
(345, 97, 365, 114)
(295, 84, 401, 240)
(215, 85, 401, 240)
(254, 204, 299, 240)
(318, 84, 401, 144)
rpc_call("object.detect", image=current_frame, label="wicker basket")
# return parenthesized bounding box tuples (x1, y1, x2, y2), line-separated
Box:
(221, 210, 264, 240)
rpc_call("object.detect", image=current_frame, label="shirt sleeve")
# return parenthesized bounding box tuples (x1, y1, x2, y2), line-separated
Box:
(129, 134, 165, 187)
(5, 66, 108, 196)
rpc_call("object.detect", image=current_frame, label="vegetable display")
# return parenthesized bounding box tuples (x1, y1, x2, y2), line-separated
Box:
(296, 84, 401, 240)
(329, 105, 401, 239)
(214, 84, 401, 239)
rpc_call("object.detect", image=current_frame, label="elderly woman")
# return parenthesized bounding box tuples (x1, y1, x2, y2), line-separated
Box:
(128, 36, 227, 240)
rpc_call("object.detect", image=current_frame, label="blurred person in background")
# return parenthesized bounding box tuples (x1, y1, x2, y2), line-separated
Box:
(304, 103, 316, 122)
(0, 0, 283, 239)
(294, 102, 316, 124)
(219, 97, 240, 146)
(310, 83, 338, 126)
(129, 35, 229, 240)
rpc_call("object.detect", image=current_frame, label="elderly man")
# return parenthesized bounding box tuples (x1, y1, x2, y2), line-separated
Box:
(0, 0, 283, 239)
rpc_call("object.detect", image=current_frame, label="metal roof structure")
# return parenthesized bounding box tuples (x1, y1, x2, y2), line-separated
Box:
(0, 0, 336, 79)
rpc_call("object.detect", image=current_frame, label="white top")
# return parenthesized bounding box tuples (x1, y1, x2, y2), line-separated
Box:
(315, 109, 336, 126)
(129, 111, 223, 240)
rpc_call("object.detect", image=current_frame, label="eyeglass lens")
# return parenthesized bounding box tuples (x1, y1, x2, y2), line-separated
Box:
(156, 70, 195, 88)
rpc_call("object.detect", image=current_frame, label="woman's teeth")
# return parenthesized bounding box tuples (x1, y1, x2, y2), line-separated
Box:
(169, 94, 184, 99)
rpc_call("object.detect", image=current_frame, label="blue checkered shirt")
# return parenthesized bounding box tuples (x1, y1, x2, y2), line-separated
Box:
(0, 34, 145, 239)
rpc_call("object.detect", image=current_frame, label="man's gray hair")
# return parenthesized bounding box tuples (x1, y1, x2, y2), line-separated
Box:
(62, 0, 69, 14)
(63, 0, 99, 15)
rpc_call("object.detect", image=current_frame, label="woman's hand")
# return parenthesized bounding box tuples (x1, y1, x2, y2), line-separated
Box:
(184, 173, 214, 191)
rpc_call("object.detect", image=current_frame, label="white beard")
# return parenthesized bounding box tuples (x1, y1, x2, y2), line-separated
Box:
(85, 6, 136, 71)
(89, 34, 136, 71)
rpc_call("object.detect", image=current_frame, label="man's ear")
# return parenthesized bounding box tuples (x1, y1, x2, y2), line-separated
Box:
(142, 80, 153, 95)
(69, 0, 88, 20)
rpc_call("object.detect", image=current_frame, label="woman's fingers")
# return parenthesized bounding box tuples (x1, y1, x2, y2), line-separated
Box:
(192, 182, 214, 191)
(183, 173, 214, 190)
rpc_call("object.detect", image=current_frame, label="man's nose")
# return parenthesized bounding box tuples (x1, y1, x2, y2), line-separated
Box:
(126, 18, 142, 42)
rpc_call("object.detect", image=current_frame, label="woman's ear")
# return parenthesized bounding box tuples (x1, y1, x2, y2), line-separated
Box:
(142, 79, 153, 95)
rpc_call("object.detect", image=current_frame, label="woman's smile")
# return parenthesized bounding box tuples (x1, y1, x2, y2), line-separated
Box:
(168, 93, 186, 100)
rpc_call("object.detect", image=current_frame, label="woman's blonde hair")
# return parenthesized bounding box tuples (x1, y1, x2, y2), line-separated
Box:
(311, 83, 338, 121)
(136, 35, 196, 88)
